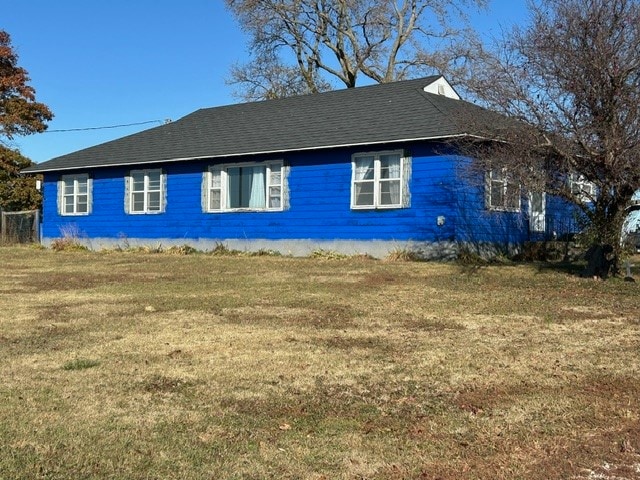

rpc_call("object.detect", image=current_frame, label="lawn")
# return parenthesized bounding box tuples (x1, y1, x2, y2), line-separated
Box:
(0, 246, 639, 479)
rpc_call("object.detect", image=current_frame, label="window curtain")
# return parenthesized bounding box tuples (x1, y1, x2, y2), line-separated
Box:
(354, 157, 375, 206)
(248, 167, 265, 209)
(355, 157, 374, 180)
(227, 167, 266, 209)
(387, 156, 401, 204)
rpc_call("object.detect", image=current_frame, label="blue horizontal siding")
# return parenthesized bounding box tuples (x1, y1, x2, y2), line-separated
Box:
(40, 141, 548, 246)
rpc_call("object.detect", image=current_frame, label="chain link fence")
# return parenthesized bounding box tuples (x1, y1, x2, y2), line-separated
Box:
(0, 210, 40, 244)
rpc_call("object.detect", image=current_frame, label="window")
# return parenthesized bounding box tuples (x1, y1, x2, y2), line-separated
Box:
(569, 173, 596, 203)
(352, 151, 407, 209)
(529, 191, 546, 233)
(59, 174, 91, 215)
(127, 169, 165, 214)
(486, 169, 520, 211)
(205, 161, 284, 212)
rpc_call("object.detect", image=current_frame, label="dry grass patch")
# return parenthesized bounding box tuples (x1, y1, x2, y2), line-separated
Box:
(0, 245, 639, 479)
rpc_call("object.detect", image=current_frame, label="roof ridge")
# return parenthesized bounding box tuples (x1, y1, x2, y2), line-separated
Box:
(193, 75, 443, 112)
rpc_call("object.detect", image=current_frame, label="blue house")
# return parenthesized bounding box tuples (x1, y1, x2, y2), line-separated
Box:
(23, 76, 579, 258)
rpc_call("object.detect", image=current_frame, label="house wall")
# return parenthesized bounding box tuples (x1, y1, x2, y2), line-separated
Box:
(449, 158, 584, 251)
(40, 141, 565, 257)
(544, 195, 584, 239)
(451, 159, 527, 248)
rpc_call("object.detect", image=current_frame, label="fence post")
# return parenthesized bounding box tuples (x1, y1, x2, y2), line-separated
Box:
(1, 211, 5, 244)
(33, 210, 40, 243)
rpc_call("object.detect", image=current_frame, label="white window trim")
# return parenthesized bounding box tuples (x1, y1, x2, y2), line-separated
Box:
(351, 150, 408, 210)
(59, 174, 91, 216)
(486, 169, 521, 212)
(204, 160, 284, 213)
(569, 173, 596, 203)
(127, 169, 166, 215)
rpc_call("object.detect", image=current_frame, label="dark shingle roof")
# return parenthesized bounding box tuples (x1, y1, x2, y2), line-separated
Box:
(23, 76, 489, 173)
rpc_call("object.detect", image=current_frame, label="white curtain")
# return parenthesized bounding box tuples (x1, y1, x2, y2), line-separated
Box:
(387, 156, 401, 204)
(248, 167, 266, 209)
(355, 157, 374, 180)
(387, 157, 401, 178)
(354, 157, 375, 206)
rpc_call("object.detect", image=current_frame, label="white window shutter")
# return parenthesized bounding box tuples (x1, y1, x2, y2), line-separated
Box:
(484, 171, 491, 209)
(281, 163, 290, 210)
(402, 154, 412, 208)
(161, 170, 167, 213)
(87, 176, 93, 214)
(124, 175, 131, 214)
(57, 179, 63, 215)
(201, 171, 208, 212)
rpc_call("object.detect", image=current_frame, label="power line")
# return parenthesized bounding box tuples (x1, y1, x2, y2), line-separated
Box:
(44, 119, 166, 133)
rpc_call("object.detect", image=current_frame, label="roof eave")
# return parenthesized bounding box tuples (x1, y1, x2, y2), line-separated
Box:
(23, 133, 479, 173)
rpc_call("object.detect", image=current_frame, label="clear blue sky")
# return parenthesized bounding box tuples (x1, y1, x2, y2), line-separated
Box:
(4, 0, 528, 164)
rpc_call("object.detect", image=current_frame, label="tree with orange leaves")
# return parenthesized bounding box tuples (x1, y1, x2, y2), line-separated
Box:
(0, 30, 52, 211)
(0, 30, 52, 140)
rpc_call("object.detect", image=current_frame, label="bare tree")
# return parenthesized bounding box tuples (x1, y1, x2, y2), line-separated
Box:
(228, 51, 331, 100)
(463, 0, 640, 249)
(225, 0, 487, 101)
